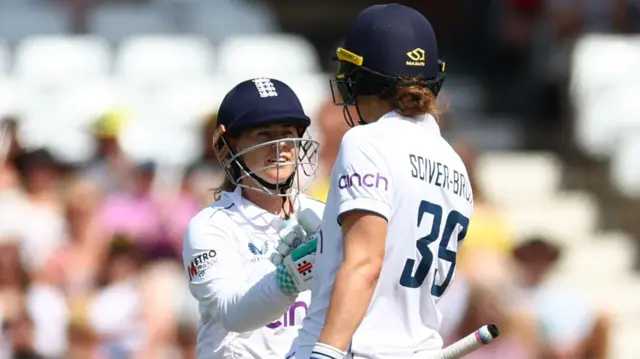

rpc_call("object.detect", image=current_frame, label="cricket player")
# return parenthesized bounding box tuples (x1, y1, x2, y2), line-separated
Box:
(289, 4, 474, 359)
(183, 78, 324, 359)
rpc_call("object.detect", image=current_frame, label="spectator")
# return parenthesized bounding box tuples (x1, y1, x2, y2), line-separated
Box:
(42, 178, 107, 297)
(513, 236, 611, 359)
(11, 149, 67, 273)
(82, 110, 134, 196)
(0, 117, 23, 194)
(453, 141, 514, 273)
(4, 313, 43, 359)
(98, 161, 168, 249)
(158, 165, 203, 256)
(441, 249, 540, 359)
(88, 237, 147, 359)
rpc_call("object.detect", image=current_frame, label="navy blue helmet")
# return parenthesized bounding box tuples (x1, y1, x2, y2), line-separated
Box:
(331, 4, 446, 126)
(213, 78, 319, 196)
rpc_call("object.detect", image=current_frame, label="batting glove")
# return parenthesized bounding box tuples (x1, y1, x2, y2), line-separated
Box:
(270, 219, 308, 266)
(275, 237, 317, 296)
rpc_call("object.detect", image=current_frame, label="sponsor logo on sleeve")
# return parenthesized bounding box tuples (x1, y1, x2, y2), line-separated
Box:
(267, 300, 308, 329)
(338, 172, 389, 191)
(187, 250, 217, 280)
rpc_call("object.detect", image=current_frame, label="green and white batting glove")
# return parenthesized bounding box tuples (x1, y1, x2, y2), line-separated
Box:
(270, 219, 308, 267)
(275, 237, 317, 296)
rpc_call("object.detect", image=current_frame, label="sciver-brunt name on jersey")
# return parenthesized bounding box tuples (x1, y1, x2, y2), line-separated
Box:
(409, 154, 472, 203)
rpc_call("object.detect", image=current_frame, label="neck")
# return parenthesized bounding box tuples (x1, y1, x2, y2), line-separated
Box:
(242, 187, 291, 217)
(358, 96, 394, 123)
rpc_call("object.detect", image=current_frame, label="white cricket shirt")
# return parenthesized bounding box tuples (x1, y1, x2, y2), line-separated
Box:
(183, 186, 325, 359)
(290, 112, 474, 359)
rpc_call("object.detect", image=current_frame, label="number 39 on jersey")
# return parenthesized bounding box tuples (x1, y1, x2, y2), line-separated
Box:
(399, 200, 469, 297)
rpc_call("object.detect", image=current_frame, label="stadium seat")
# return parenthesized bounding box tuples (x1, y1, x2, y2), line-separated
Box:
(115, 35, 215, 82)
(175, 0, 277, 44)
(113, 77, 218, 128)
(570, 34, 640, 105)
(502, 192, 598, 244)
(217, 34, 320, 78)
(14, 80, 113, 163)
(117, 122, 202, 167)
(575, 85, 640, 159)
(283, 74, 331, 140)
(555, 232, 635, 276)
(0, 79, 16, 119)
(0, 5, 69, 45)
(0, 40, 9, 77)
(475, 152, 563, 205)
(89, 4, 170, 45)
(13, 35, 111, 83)
(610, 132, 640, 198)
(571, 35, 640, 158)
(610, 320, 640, 358)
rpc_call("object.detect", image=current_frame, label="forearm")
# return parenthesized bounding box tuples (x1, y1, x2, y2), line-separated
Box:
(198, 271, 296, 333)
(318, 261, 381, 350)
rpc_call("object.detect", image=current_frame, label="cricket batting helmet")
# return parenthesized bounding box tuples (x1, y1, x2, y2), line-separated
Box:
(213, 78, 319, 196)
(331, 3, 446, 126)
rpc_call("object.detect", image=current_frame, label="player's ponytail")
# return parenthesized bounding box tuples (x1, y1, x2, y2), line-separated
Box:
(393, 77, 440, 118)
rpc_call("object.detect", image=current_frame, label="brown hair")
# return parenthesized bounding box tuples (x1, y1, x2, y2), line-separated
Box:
(212, 162, 240, 201)
(213, 176, 236, 200)
(392, 78, 441, 118)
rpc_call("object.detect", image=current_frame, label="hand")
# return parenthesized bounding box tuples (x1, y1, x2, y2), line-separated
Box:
(270, 221, 308, 266)
(271, 208, 323, 266)
(275, 236, 317, 296)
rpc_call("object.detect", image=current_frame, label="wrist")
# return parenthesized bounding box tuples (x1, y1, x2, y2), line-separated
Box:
(310, 342, 346, 359)
(275, 264, 299, 297)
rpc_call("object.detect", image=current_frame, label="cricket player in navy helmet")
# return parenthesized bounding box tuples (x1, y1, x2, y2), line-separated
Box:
(182, 78, 325, 359)
(289, 4, 474, 359)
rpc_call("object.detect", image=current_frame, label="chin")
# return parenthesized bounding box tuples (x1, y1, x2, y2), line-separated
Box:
(260, 169, 295, 185)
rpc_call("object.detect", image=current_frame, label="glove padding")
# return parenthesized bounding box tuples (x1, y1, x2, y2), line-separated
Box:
(270, 221, 308, 266)
(275, 237, 317, 296)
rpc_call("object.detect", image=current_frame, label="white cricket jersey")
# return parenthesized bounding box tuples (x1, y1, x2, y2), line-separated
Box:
(183, 186, 325, 359)
(290, 112, 474, 359)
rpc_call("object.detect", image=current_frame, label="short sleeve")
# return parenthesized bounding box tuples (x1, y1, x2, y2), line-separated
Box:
(332, 128, 394, 221)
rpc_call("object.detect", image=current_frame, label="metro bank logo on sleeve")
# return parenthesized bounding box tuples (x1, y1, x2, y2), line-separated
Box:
(337, 168, 389, 191)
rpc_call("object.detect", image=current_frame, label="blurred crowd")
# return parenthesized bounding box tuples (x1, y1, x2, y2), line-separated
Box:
(0, 110, 222, 359)
(0, 102, 613, 359)
(0, 0, 633, 358)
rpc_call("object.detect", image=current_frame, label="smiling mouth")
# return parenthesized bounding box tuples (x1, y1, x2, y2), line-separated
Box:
(267, 156, 292, 164)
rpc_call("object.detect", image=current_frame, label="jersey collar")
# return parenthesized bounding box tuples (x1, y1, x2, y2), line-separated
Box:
(378, 111, 441, 136)
(223, 186, 301, 229)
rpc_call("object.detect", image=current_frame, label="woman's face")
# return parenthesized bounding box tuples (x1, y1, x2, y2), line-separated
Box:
(233, 124, 299, 185)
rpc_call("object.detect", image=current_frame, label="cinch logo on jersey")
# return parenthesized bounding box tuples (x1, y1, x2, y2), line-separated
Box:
(187, 250, 217, 281)
(338, 172, 389, 191)
(266, 300, 308, 329)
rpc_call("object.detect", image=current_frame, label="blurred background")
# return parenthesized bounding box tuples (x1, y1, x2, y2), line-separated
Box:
(0, 0, 639, 358)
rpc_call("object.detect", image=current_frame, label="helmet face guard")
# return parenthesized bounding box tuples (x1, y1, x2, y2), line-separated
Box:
(329, 47, 447, 127)
(213, 124, 319, 197)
